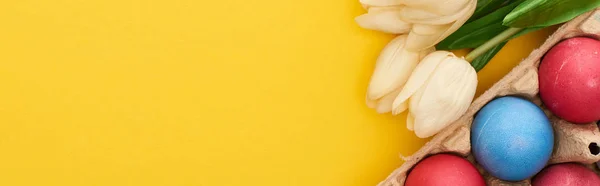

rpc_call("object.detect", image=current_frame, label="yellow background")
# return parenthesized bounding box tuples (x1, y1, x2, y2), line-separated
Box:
(0, 1, 554, 186)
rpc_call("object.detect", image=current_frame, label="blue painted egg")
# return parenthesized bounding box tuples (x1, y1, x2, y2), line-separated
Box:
(471, 96, 554, 181)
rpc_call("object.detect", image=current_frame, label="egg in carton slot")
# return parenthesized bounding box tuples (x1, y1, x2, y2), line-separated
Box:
(378, 8, 600, 186)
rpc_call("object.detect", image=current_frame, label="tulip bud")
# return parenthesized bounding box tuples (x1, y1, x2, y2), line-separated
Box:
(392, 51, 477, 138)
(366, 35, 433, 113)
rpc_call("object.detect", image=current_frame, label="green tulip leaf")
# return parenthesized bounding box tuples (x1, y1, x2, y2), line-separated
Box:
(437, 0, 524, 50)
(468, 0, 511, 23)
(504, 0, 600, 28)
(469, 27, 541, 72)
(509, 27, 543, 39)
(438, 23, 506, 50)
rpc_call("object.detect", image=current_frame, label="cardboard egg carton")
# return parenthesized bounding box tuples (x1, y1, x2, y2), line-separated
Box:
(378, 8, 600, 186)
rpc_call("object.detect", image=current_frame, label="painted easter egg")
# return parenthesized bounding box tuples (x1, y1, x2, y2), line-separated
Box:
(532, 163, 600, 186)
(539, 37, 600, 124)
(471, 96, 554, 181)
(405, 154, 485, 186)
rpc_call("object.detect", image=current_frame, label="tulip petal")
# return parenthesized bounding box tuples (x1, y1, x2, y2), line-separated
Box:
(404, 0, 476, 51)
(420, 47, 436, 59)
(362, 4, 370, 10)
(401, 0, 470, 16)
(414, 115, 440, 138)
(405, 24, 451, 51)
(394, 98, 409, 114)
(398, 7, 439, 22)
(367, 6, 401, 13)
(399, 2, 472, 25)
(407, 112, 415, 131)
(412, 57, 477, 138)
(360, 0, 403, 7)
(392, 51, 451, 114)
(392, 49, 435, 115)
(411, 23, 450, 35)
(375, 87, 402, 113)
(366, 95, 378, 109)
(367, 35, 420, 100)
(408, 83, 427, 114)
(355, 7, 412, 34)
(435, 0, 476, 40)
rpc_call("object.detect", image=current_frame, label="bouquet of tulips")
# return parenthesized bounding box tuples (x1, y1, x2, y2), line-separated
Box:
(357, 0, 600, 138)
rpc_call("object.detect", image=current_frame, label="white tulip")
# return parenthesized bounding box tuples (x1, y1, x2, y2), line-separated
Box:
(355, 0, 476, 51)
(392, 51, 477, 138)
(357, 0, 479, 136)
(366, 35, 433, 113)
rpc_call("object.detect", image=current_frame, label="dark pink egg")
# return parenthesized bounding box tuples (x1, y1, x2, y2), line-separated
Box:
(405, 154, 485, 186)
(532, 163, 600, 186)
(539, 37, 600, 124)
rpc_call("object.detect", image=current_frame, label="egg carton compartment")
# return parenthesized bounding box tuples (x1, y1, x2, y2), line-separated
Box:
(378, 8, 600, 186)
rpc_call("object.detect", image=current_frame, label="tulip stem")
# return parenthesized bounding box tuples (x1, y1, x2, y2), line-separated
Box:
(465, 27, 524, 62)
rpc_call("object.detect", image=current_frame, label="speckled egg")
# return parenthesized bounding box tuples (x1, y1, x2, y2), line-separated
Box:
(539, 37, 600, 124)
(532, 163, 600, 186)
(405, 154, 485, 186)
(471, 96, 554, 181)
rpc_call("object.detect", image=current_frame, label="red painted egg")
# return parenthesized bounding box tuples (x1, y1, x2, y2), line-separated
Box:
(539, 37, 600, 124)
(532, 163, 600, 186)
(405, 154, 485, 186)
